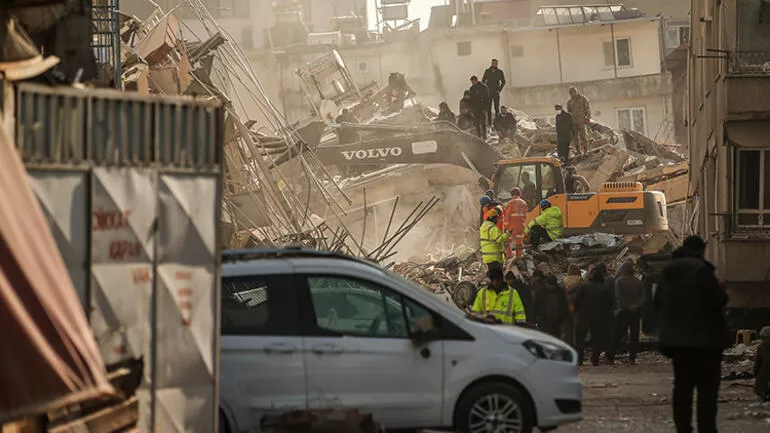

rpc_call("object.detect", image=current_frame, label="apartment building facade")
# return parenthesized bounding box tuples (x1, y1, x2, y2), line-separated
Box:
(689, 0, 770, 309)
(424, 6, 675, 141)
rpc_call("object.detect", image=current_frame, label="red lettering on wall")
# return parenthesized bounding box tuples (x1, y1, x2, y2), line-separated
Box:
(93, 209, 132, 231)
(178, 287, 193, 326)
(109, 241, 142, 261)
(132, 268, 151, 284)
(175, 271, 192, 281)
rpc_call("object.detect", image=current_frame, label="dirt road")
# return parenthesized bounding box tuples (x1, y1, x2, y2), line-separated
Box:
(559, 353, 770, 432)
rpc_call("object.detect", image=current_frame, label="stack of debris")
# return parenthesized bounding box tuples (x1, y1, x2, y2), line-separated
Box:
(723, 340, 761, 380)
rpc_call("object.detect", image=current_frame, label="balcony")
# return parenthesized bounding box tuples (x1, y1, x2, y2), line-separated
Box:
(727, 50, 770, 76)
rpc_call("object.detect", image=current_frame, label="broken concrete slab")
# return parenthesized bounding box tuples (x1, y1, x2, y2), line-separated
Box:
(135, 14, 181, 65)
(586, 148, 629, 190)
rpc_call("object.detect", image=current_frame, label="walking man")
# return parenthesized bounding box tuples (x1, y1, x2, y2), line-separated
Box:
(555, 104, 573, 165)
(610, 261, 645, 364)
(482, 58, 506, 127)
(566, 87, 591, 154)
(469, 76, 490, 139)
(657, 235, 728, 433)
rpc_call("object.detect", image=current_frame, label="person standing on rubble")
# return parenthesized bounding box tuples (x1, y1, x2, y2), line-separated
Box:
(479, 208, 510, 273)
(566, 87, 591, 154)
(533, 275, 570, 339)
(656, 235, 728, 433)
(493, 106, 517, 142)
(482, 59, 506, 128)
(609, 261, 646, 365)
(335, 108, 360, 144)
(469, 75, 490, 139)
(525, 199, 563, 247)
(505, 187, 528, 259)
(574, 263, 615, 365)
(554, 104, 573, 165)
(435, 102, 456, 124)
(472, 267, 526, 324)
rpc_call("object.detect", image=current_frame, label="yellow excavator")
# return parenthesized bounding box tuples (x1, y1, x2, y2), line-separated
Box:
(285, 120, 668, 235)
(488, 157, 668, 236)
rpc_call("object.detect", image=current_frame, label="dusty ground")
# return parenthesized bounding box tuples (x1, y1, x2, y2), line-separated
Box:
(558, 352, 770, 432)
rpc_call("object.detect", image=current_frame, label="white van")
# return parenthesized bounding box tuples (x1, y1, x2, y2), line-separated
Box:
(219, 248, 582, 433)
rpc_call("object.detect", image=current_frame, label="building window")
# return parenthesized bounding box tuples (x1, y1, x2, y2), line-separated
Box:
(665, 25, 690, 48)
(457, 41, 472, 56)
(736, 149, 770, 226)
(603, 37, 632, 67)
(510, 45, 524, 57)
(616, 107, 646, 135)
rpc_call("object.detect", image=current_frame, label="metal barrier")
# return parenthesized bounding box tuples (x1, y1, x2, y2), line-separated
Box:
(727, 50, 770, 76)
(15, 83, 223, 433)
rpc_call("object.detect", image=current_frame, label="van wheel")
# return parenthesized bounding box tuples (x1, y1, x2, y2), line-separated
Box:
(454, 382, 534, 433)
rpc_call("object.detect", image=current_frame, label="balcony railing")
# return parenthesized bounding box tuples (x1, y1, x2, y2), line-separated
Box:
(727, 50, 770, 76)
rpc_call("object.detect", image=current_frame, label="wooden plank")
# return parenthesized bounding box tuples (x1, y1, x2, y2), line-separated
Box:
(47, 398, 137, 433)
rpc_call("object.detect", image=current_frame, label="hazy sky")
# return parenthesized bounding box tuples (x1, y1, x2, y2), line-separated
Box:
(366, 0, 450, 30)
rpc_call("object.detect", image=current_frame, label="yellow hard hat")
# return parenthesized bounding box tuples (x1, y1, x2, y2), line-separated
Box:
(486, 208, 498, 219)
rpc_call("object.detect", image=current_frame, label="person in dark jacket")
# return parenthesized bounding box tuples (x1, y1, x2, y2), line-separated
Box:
(533, 275, 570, 338)
(435, 101, 456, 124)
(554, 104, 573, 165)
(469, 75, 490, 139)
(493, 106, 517, 141)
(755, 326, 770, 401)
(482, 58, 506, 126)
(335, 108, 359, 144)
(458, 107, 476, 135)
(574, 263, 615, 365)
(656, 235, 728, 433)
(459, 90, 472, 113)
(609, 261, 646, 364)
(506, 270, 532, 324)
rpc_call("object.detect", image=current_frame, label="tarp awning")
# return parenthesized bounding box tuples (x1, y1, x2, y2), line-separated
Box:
(0, 122, 112, 422)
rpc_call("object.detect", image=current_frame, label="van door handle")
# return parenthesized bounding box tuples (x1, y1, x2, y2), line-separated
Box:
(263, 343, 296, 354)
(311, 343, 344, 354)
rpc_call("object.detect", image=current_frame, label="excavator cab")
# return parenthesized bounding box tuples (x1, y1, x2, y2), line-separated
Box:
(490, 157, 668, 235)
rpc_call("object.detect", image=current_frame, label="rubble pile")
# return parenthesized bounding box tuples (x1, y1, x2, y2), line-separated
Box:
(722, 340, 761, 380)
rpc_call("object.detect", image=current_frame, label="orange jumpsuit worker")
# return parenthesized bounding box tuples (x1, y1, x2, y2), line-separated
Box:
(505, 187, 528, 258)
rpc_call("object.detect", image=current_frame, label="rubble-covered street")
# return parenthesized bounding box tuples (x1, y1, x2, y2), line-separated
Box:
(561, 352, 770, 432)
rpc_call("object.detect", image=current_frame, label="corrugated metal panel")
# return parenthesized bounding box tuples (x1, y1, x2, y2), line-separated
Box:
(15, 84, 223, 433)
(155, 173, 220, 432)
(27, 171, 90, 309)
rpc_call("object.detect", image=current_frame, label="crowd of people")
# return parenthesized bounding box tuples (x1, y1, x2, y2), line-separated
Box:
(434, 58, 594, 164)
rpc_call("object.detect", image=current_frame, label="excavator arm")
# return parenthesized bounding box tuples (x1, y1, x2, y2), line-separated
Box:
(312, 122, 504, 179)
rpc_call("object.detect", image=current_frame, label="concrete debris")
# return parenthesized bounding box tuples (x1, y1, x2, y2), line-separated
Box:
(722, 340, 761, 380)
(539, 233, 624, 252)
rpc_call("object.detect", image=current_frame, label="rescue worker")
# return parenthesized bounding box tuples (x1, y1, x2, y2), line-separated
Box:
(469, 75, 490, 139)
(656, 235, 728, 433)
(479, 208, 509, 273)
(458, 106, 476, 134)
(533, 275, 570, 339)
(525, 199, 563, 247)
(755, 326, 770, 401)
(566, 86, 591, 154)
(482, 58, 506, 127)
(520, 171, 538, 211)
(493, 106, 517, 142)
(435, 101, 456, 123)
(479, 195, 492, 225)
(335, 108, 360, 144)
(610, 260, 646, 365)
(472, 266, 526, 324)
(574, 263, 616, 365)
(505, 187, 528, 258)
(555, 104, 573, 165)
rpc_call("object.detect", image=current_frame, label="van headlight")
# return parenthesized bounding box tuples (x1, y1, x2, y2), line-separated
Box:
(523, 340, 574, 363)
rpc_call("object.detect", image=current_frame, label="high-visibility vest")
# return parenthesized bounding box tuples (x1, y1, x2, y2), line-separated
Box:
(525, 206, 564, 240)
(480, 220, 509, 264)
(506, 198, 528, 236)
(471, 286, 526, 324)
